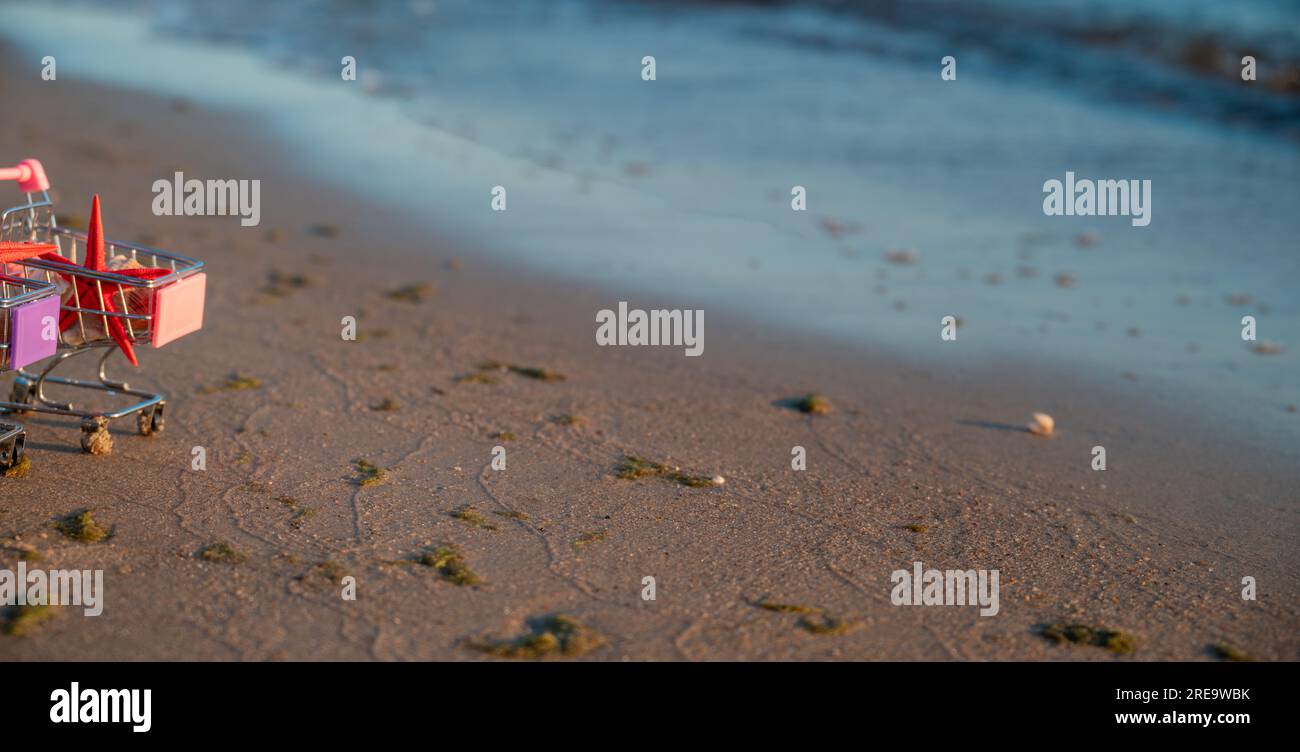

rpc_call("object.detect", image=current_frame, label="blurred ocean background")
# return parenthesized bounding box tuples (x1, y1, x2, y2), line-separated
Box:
(3, 0, 1298, 438)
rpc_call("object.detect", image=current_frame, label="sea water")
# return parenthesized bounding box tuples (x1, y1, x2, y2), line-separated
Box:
(3, 0, 1296, 445)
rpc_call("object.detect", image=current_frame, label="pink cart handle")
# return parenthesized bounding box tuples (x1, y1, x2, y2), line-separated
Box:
(0, 159, 50, 192)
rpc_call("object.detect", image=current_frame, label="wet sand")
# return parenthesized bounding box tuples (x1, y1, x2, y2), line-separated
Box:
(0, 49, 1296, 661)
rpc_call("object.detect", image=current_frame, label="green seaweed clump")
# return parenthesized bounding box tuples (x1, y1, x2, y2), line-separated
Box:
(419, 546, 480, 586)
(4, 544, 42, 562)
(758, 602, 817, 614)
(54, 509, 110, 543)
(263, 269, 313, 296)
(1210, 643, 1253, 662)
(1040, 623, 1137, 655)
(370, 398, 399, 412)
(275, 495, 317, 528)
(3, 605, 56, 637)
(756, 601, 852, 635)
(386, 282, 434, 303)
(468, 615, 605, 659)
(291, 507, 317, 528)
(476, 361, 565, 382)
(616, 456, 669, 480)
(574, 530, 606, 547)
(904, 523, 929, 533)
(795, 393, 832, 415)
(198, 541, 247, 564)
(494, 510, 529, 521)
(201, 373, 262, 393)
(615, 456, 718, 487)
(677, 474, 719, 488)
(352, 458, 386, 486)
(508, 365, 565, 382)
(312, 560, 347, 584)
(451, 505, 499, 531)
(799, 614, 853, 635)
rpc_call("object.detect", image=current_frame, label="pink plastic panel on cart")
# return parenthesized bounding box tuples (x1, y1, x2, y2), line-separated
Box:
(151, 272, 206, 348)
(9, 294, 60, 369)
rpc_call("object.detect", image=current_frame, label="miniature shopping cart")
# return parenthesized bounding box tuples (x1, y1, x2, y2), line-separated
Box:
(0, 159, 206, 454)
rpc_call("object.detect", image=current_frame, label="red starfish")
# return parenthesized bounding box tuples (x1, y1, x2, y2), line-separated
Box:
(39, 195, 169, 366)
(0, 241, 58, 263)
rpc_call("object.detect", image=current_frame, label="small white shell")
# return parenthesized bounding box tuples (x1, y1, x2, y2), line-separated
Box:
(711, 475, 726, 485)
(108, 253, 144, 271)
(1028, 412, 1054, 437)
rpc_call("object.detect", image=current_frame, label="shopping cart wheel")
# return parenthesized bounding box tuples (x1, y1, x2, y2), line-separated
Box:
(80, 417, 113, 456)
(138, 404, 165, 436)
(0, 433, 23, 472)
(8, 380, 34, 415)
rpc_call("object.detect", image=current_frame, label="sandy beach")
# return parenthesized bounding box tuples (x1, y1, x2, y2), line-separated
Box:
(0, 38, 1297, 662)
